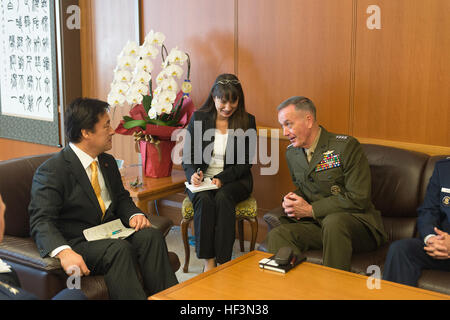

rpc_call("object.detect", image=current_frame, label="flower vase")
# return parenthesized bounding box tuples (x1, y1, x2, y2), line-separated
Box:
(139, 140, 176, 178)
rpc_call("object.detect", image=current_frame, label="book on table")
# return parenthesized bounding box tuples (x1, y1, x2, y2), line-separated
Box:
(258, 254, 306, 273)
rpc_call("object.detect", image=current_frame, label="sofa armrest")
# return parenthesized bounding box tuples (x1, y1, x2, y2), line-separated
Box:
(0, 236, 61, 272)
(147, 215, 173, 237)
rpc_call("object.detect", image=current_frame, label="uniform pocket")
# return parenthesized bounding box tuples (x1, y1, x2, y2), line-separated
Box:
(316, 167, 343, 182)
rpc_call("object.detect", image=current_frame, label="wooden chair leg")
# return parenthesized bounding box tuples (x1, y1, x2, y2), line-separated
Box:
(181, 218, 192, 273)
(249, 217, 258, 251)
(237, 219, 245, 252)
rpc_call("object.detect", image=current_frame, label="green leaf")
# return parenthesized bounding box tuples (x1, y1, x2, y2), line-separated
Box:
(123, 116, 133, 122)
(123, 119, 147, 130)
(147, 118, 170, 126)
(142, 95, 152, 114)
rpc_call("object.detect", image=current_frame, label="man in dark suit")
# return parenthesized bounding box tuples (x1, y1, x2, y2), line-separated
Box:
(383, 158, 450, 286)
(265, 96, 387, 271)
(28, 98, 178, 299)
(0, 194, 86, 300)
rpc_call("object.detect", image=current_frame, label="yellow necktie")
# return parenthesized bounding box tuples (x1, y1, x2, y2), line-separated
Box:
(90, 161, 106, 218)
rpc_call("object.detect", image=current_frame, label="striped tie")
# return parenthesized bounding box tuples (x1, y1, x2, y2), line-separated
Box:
(90, 161, 106, 218)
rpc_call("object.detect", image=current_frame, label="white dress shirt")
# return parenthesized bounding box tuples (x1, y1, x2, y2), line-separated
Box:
(204, 131, 228, 179)
(49, 143, 143, 257)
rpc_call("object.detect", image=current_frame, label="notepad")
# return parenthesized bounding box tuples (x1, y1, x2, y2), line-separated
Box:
(184, 178, 219, 193)
(83, 219, 136, 242)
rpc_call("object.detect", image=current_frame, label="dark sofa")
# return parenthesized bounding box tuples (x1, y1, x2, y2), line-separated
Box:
(261, 144, 450, 295)
(0, 153, 180, 299)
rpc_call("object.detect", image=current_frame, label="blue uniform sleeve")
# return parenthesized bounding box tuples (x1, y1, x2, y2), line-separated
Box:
(417, 163, 444, 241)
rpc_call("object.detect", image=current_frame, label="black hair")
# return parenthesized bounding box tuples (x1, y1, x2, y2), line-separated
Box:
(199, 73, 249, 130)
(64, 97, 109, 143)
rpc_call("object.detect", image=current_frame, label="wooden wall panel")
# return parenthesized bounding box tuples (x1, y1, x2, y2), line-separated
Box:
(80, 0, 137, 100)
(80, 0, 140, 167)
(238, 0, 354, 133)
(252, 138, 295, 213)
(353, 0, 450, 146)
(141, 0, 236, 110)
(0, 138, 60, 161)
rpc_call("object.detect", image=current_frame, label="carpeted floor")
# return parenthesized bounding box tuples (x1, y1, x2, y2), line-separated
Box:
(165, 226, 259, 283)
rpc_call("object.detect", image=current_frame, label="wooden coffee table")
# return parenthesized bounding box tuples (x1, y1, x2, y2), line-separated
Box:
(122, 165, 186, 214)
(150, 251, 450, 300)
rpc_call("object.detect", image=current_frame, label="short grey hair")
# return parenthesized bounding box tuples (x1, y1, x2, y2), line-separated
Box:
(277, 96, 316, 120)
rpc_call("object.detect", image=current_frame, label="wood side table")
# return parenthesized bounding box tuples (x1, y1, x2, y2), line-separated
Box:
(122, 165, 186, 214)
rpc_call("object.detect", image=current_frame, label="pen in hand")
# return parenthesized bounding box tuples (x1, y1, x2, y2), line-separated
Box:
(192, 168, 203, 187)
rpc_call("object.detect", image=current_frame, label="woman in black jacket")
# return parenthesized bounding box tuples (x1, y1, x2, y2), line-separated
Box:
(182, 74, 257, 271)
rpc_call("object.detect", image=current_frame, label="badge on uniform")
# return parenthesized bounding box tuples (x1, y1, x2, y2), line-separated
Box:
(315, 150, 341, 172)
(331, 185, 341, 195)
(443, 196, 450, 206)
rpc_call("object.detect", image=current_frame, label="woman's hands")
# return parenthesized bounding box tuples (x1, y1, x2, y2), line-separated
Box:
(191, 170, 204, 187)
(211, 178, 222, 188)
(190, 170, 223, 188)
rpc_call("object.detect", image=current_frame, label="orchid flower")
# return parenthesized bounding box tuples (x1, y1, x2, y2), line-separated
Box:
(129, 82, 149, 96)
(114, 70, 133, 83)
(136, 58, 154, 73)
(160, 77, 178, 92)
(144, 30, 166, 46)
(139, 43, 159, 59)
(148, 107, 158, 119)
(126, 91, 144, 105)
(117, 55, 136, 70)
(167, 48, 188, 65)
(107, 92, 126, 107)
(110, 82, 129, 96)
(155, 69, 168, 85)
(121, 41, 139, 56)
(165, 64, 184, 79)
(133, 70, 152, 84)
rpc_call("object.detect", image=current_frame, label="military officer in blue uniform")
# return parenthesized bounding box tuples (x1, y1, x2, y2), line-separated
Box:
(0, 194, 86, 300)
(265, 96, 387, 271)
(383, 158, 450, 286)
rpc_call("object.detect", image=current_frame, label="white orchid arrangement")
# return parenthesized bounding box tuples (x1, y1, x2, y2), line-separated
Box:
(109, 30, 193, 130)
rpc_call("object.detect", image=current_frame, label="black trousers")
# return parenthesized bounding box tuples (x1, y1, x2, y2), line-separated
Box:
(73, 227, 178, 300)
(383, 238, 450, 286)
(187, 181, 250, 264)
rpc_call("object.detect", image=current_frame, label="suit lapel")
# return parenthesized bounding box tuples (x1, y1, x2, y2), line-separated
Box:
(307, 127, 330, 175)
(293, 147, 309, 171)
(63, 147, 102, 218)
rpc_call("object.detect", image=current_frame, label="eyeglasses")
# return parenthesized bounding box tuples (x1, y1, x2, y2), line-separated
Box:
(215, 79, 240, 85)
